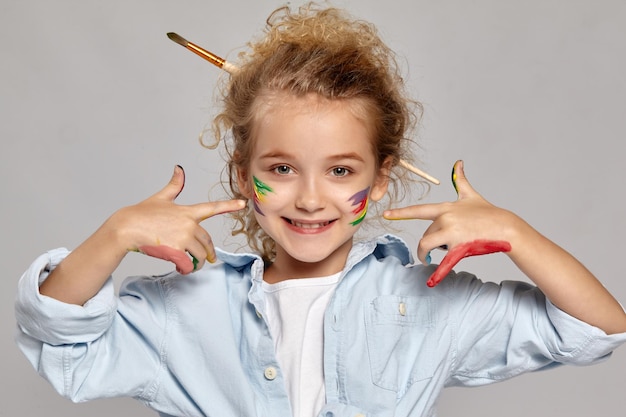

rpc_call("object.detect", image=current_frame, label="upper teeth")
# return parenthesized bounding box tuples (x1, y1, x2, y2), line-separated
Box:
(292, 220, 329, 229)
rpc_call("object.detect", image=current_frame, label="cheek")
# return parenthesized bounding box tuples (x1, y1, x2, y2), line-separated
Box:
(346, 186, 370, 226)
(251, 177, 296, 215)
(252, 176, 275, 215)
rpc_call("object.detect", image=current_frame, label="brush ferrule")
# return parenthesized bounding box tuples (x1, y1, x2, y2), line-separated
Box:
(186, 43, 225, 68)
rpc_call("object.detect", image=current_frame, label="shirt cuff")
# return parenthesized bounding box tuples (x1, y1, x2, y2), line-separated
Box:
(15, 248, 117, 346)
(546, 298, 626, 364)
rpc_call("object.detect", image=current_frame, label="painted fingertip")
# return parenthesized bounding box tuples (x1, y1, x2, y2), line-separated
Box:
(425, 252, 432, 265)
(173, 165, 186, 198)
(451, 162, 459, 195)
(206, 253, 216, 264)
(191, 254, 200, 271)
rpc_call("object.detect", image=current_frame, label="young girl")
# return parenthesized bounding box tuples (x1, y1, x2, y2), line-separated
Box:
(15, 3, 626, 417)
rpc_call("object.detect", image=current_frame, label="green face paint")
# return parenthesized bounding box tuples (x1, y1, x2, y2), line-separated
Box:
(252, 176, 273, 215)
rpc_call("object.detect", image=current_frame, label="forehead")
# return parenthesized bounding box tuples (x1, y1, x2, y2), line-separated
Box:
(256, 91, 375, 126)
(250, 91, 377, 150)
(251, 92, 375, 156)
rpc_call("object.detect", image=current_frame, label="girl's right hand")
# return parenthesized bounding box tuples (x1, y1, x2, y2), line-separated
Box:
(109, 165, 246, 274)
(40, 166, 245, 305)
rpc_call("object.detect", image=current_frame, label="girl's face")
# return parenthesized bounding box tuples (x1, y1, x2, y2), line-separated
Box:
(238, 93, 390, 280)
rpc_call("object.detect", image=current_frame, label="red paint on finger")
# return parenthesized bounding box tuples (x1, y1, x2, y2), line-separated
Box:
(138, 244, 195, 275)
(426, 240, 511, 287)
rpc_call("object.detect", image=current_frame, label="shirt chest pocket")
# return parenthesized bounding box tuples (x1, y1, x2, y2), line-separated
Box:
(364, 295, 438, 394)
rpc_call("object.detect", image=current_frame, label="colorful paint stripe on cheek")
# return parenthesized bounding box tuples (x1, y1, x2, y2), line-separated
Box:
(252, 176, 273, 215)
(348, 186, 370, 226)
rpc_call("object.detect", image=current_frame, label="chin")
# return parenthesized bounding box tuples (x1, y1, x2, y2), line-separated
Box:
(286, 250, 333, 265)
(281, 239, 353, 267)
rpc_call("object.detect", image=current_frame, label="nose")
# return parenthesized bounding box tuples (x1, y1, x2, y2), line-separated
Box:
(295, 177, 326, 212)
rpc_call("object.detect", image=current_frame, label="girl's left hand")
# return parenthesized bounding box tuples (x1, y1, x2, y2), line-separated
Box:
(384, 160, 515, 287)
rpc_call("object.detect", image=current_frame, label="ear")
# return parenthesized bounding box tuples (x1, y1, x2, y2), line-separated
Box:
(236, 165, 253, 200)
(369, 156, 393, 202)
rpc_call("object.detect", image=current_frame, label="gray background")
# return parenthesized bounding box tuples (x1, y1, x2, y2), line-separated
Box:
(2, 0, 625, 415)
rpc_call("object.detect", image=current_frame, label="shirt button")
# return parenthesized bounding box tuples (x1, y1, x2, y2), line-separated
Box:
(264, 366, 277, 380)
(398, 302, 407, 316)
(255, 309, 262, 319)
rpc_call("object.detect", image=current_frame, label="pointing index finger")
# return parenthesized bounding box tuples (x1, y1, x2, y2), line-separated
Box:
(383, 203, 446, 221)
(194, 199, 247, 222)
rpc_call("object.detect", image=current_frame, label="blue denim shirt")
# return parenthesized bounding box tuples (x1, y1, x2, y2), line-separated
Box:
(15, 235, 626, 417)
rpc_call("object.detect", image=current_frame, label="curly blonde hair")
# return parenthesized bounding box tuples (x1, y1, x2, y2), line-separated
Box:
(211, 2, 422, 260)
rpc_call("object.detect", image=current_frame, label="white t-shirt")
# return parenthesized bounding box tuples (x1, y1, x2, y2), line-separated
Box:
(262, 273, 341, 417)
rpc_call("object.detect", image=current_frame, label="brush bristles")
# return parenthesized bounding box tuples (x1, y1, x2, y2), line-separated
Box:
(167, 32, 188, 47)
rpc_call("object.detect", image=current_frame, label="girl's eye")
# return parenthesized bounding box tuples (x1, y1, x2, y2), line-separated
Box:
(331, 167, 350, 177)
(273, 165, 293, 175)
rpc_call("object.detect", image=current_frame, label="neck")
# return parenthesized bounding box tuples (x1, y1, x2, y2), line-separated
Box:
(263, 241, 352, 284)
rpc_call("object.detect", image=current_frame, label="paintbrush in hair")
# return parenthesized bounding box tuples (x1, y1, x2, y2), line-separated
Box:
(167, 32, 439, 185)
(167, 32, 238, 74)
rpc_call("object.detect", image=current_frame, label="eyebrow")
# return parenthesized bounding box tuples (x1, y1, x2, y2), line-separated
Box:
(258, 151, 365, 162)
(329, 152, 366, 163)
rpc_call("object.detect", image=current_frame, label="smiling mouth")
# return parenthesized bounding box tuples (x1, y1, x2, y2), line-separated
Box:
(283, 218, 336, 229)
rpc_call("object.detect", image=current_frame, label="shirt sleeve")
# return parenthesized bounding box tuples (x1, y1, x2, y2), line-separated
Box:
(15, 248, 117, 345)
(444, 272, 626, 387)
(14, 249, 164, 403)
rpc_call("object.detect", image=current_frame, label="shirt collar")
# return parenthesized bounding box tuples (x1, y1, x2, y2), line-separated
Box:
(215, 233, 414, 281)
